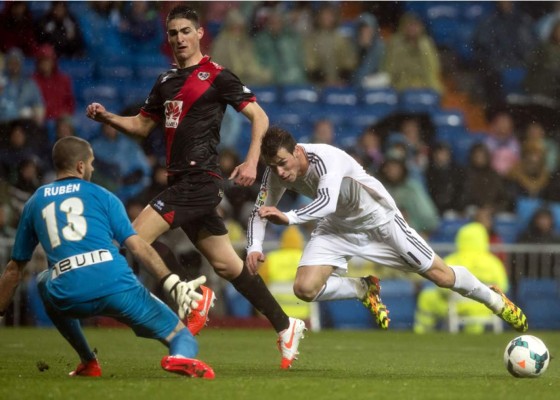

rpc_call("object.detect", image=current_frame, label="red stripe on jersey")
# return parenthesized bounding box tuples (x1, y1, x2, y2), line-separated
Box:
(140, 108, 161, 122)
(164, 57, 222, 165)
(236, 97, 257, 112)
(163, 210, 175, 225)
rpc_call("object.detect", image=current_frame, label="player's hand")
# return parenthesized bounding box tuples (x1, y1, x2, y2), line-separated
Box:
(246, 251, 265, 274)
(258, 206, 289, 225)
(229, 162, 256, 186)
(86, 102, 109, 123)
(162, 274, 206, 319)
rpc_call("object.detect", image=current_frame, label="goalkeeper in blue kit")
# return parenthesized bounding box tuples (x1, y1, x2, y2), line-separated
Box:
(0, 136, 214, 379)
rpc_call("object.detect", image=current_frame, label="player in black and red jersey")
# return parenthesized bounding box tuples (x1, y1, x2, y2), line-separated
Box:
(86, 5, 306, 369)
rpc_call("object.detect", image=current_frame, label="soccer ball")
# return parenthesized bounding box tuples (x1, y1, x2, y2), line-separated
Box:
(503, 335, 550, 378)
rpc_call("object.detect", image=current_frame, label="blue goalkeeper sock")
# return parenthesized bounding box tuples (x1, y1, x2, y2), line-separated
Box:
(169, 327, 198, 358)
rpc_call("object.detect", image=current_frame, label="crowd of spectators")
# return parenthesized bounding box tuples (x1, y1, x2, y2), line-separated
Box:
(1, 0, 560, 252)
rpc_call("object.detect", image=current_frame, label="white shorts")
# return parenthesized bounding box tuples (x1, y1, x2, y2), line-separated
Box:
(298, 214, 435, 274)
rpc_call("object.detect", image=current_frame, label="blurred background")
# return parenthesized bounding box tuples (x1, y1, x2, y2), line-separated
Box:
(1, 1, 560, 333)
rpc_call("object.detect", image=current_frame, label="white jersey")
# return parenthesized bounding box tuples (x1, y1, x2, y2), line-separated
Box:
(247, 143, 401, 254)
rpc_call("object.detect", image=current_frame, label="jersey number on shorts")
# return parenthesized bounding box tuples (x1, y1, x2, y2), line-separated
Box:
(42, 197, 87, 249)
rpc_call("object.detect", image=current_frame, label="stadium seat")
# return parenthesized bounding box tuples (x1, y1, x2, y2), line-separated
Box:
(454, 22, 477, 63)
(399, 89, 441, 114)
(501, 67, 527, 96)
(361, 88, 399, 118)
(281, 85, 320, 106)
(378, 279, 417, 330)
(493, 215, 520, 244)
(548, 202, 560, 232)
(515, 197, 544, 233)
(430, 216, 470, 244)
(425, 3, 461, 48)
(452, 132, 486, 166)
(58, 58, 96, 80)
(97, 63, 134, 83)
(80, 83, 120, 105)
(223, 282, 253, 318)
(321, 86, 360, 106)
(319, 299, 375, 330)
(434, 125, 469, 147)
(72, 110, 104, 141)
(517, 278, 559, 300)
(430, 109, 465, 129)
(516, 298, 560, 330)
(251, 85, 280, 105)
(460, 2, 495, 23)
(120, 81, 153, 108)
(133, 53, 170, 81)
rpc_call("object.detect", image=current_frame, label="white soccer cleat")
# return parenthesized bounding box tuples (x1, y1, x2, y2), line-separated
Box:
(277, 317, 307, 369)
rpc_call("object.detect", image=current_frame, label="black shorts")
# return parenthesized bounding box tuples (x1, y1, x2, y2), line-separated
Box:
(149, 172, 228, 242)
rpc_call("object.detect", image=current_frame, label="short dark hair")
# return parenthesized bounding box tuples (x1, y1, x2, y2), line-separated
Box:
(52, 136, 92, 173)
(261, 126, 297, 161)
(166, 5, 200, 28)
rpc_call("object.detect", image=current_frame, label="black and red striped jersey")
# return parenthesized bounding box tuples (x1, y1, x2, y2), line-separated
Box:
(140, 55, 256, 176)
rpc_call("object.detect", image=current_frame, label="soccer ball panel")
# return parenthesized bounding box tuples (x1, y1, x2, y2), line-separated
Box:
(503, 335, 550, 378)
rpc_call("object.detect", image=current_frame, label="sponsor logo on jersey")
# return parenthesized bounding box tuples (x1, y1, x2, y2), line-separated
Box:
(154, 200, 165, 210)
(198, 71, 210, 81)
(164, 100, 183, 128)
(243, 85, 251, 93)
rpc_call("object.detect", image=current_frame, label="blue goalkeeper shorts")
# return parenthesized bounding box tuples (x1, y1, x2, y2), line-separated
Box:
(37, 270, 179, 341)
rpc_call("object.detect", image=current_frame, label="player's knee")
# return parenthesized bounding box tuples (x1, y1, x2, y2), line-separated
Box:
(293, 282, 319, 302)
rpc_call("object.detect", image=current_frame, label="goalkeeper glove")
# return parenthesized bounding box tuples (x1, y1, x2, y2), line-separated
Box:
(161, 274, 206, 319)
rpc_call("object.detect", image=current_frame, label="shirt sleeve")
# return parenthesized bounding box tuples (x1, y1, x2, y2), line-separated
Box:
(214, 69, 256, 112)
(246, 168, 286, 254)
(11, 198, 39, 262)
(140, 74, 165, 121)
(106, 193, 137, 245)
(285, 151, 344, 225)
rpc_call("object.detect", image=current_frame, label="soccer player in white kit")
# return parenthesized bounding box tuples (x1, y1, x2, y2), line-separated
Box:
(246, 126, 528, 332)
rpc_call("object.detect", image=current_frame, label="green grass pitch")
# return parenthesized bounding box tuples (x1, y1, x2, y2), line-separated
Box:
(0, 327, 558, 400)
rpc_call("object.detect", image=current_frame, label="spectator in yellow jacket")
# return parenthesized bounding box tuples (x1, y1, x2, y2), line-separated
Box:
(414, 222, 509, 333)
(260, 226, 311, 320)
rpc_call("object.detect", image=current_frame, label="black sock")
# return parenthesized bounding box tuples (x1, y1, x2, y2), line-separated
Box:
(152, 241, 203, 295)
(230, 264, 290, 333)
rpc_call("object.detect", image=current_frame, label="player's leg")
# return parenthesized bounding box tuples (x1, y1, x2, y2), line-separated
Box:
(383, 214, 528, 332)
(196, 232, 306, 369)
(131, 204, 214, 335)
(102, 285, 214, 379)
(294, 231, 390, 329)
(422, 257, 528, 332)
(36, 270, 100, 377)
(132, 204, 170, 244)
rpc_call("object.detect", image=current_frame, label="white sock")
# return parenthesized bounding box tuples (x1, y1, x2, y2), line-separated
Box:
(312, 275, 367, 302)
(450, 265, 504, 312)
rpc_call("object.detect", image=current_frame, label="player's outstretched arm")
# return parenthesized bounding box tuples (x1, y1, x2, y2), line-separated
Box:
(0, 260, 26, 316)
(124, 235, 203, 319)
(86, 102, 157, 139)
(230, 102, 269, 186)
(258, 206, 289, 225)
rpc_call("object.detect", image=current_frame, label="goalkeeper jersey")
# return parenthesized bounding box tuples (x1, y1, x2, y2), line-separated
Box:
(11, 177, 138, 304)
(247, 143, 401, 254)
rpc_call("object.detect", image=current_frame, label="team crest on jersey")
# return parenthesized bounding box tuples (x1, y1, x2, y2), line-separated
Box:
(198, 71, 210, 81)
(256, 188, 268, 207)
(164, 100, 183, 128)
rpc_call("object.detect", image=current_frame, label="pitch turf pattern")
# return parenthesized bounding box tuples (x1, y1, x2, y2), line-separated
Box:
(0, 328, 558, 400)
